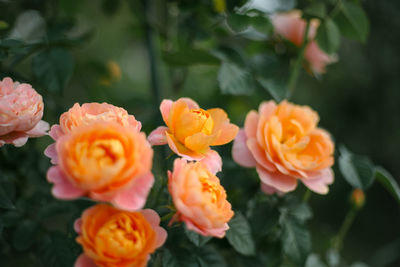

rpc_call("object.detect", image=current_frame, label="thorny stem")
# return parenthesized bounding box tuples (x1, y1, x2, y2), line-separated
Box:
(286, 20, 311, 100)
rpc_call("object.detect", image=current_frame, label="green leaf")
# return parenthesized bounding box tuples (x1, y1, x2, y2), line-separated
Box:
(37, 232, 79, 267)
(304, 3, 327, 19)
(184, 227, 212, 247)
(196, 246, 227, 267)
(334, 2, 369, 42)
(305, 254, 328, 267)
(162, 249, 198, 267)
(257, 77, 287, 102)
(162, 48, 220, 66)
(316, 18, 341, 54)
(227, 13, 251, 32)
(375, 167, 400, 205)
(226, 212, 256, 256)
(32, 48, 74, 93)
(280, 213, 311, 265)
(249, 16, 273, 35)
(0, 182, 15, 210)
(284, 200, 313, 223)
(218, 62, 255, 95)
(338, 146, 375, 189)
(13, 220, 39, 251)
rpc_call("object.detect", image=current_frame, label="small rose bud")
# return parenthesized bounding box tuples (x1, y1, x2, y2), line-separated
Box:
(351, 188, 366, 208)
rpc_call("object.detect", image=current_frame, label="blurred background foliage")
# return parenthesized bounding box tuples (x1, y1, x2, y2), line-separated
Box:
(0, 0, 400, 266)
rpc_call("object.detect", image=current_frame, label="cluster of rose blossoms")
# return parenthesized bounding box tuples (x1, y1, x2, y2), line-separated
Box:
(0, 10, 336, 267)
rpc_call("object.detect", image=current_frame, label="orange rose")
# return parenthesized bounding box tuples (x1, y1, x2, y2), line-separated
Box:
(74, 204, 167, 267)
(233, 100, 334, 194)
(46, 121, 154, 211)
(168, 159, 234, 238)
(148, 98, 238, 164)
(45, 102, 141, 164)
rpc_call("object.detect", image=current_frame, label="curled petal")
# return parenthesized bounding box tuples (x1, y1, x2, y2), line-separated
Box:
(247, 138, 276, 172)
(200, 150, 222, 174)
(301, 168, 334, 194)
(184, 132, 216, 152)
(48, 124, 64, 141)
(181, 97, 199, 109)
(148, 126, 168, 146)
(109, 172, 155, 211)
(261, 183, 283, 195)
(244, 111, 259, 139)
(166, 132, 204, 160)
(44, 143, 58, 164)
(25, 120, 49, 137)
(74, 218, 82, 234)
(185, 219, 229, 238)
(256, 165, 297, 193)
(232, 129, 256, 168)
(140, 209, 167, 248)
(160, 100, 173, 126)
(47, 166, 86, 199)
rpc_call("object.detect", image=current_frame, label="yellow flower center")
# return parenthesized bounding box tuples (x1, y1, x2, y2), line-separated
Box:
(199, 176, 220, 204)
(95, 214, 144, 258)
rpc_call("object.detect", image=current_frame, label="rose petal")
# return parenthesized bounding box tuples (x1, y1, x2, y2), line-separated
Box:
(44, 143, 58, 164)
(256, 165, 297, 192)
(247, 138, 276, 172)
(25, 120, 49, 136)
(110, 172, 155, 211)
(181, 97, 199, 109)
(160, 100, 173, 126)
(200, 150, 222, 174)
(232, 129, 257, 168)
(74, 254, 97, 267)
(140, 209, 167, 248)
(148, 126, 168, 146)
(48, 124, 64, 140)
(244, 110, 259, 139)
(165, 132, 204, 160)
(47, 166, 86, 199)
(301, 168, 334, 194)
(184, 219, 228, 238)
(74, 218, 82, 234)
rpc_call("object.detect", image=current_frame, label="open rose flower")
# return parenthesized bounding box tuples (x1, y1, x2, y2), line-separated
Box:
(168, 158, 234, 238)
(148, 98, 238, 171)
(0, 77, 49, 147)
(46, 121, 154, 211)
(272, 10, 336, 74)
(74, 204, 167, 267)
(232, 100, 334, 194)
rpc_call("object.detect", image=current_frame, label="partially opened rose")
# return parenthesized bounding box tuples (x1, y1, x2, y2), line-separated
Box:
(232, 100, 334, 194)
(46, 121, 154, 211)
(0, 77, 49, 147)
(74, 204, 167, 267)
(272, 10, 336, 74)
(168, 159, 234, 238)
(148, 98, 238, 168)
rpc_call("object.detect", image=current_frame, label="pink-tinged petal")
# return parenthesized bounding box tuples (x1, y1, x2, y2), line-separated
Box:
(165, 132, 204, 160)
(256, 165, 297, 193)
(261, 183, 280, 195)
(9, 134, 29, 147)
(74, 218, 82, 234)
(140, 209, 167, 248)
(232, 129, 256, 168)
(47, 166, 86, 199)
(110, 172, 155, 211)
(181, 97, 199, 109)
(44, 143, 58, 164)
(74, 254, 97, 267)
(160, 100, 173, 126)
(25, 120, 49, 137)
(184, 219, 228, 238)
(200, 150, 222, 174)
(247, 138, 276, 172)
(48, 124, 64, 141)
(301, 168, 334, 194)
(148, 126, 168, 146)
(244, 111, 259, 139)
(305, 41, 337, 74)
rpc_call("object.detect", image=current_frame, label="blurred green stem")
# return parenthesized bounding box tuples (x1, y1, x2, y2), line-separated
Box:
(286, 20, 311, 100)
(303, 189, 312, 202)
(332, 204, 359, 251)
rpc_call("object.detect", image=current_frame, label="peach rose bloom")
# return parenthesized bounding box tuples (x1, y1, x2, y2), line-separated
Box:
(272, 10, 336, 74)
(46, 121, 154, 211)
(148, 97, 238, 172)
(168, 159, 234, 238)
(45, 102, 141, 164)
(0, 77, 49, 147)
(74, 204, 167, 267)
(232, 100, 334, 194)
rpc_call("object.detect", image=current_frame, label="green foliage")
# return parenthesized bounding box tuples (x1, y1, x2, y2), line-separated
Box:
(304, 3, 327, 19)
(338, 146, 375, 189)
(32, 48, 74, 93)
(12, 220, 39, 251)
(184, 227, 212, 247)
(334, 2, 369, 42)
(218, 61, 255, 95)
(316, 18, 341, 54)
(226, 212, 256, 256)
(162, 48, 220, 66)
(375, 167, 400, 205)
